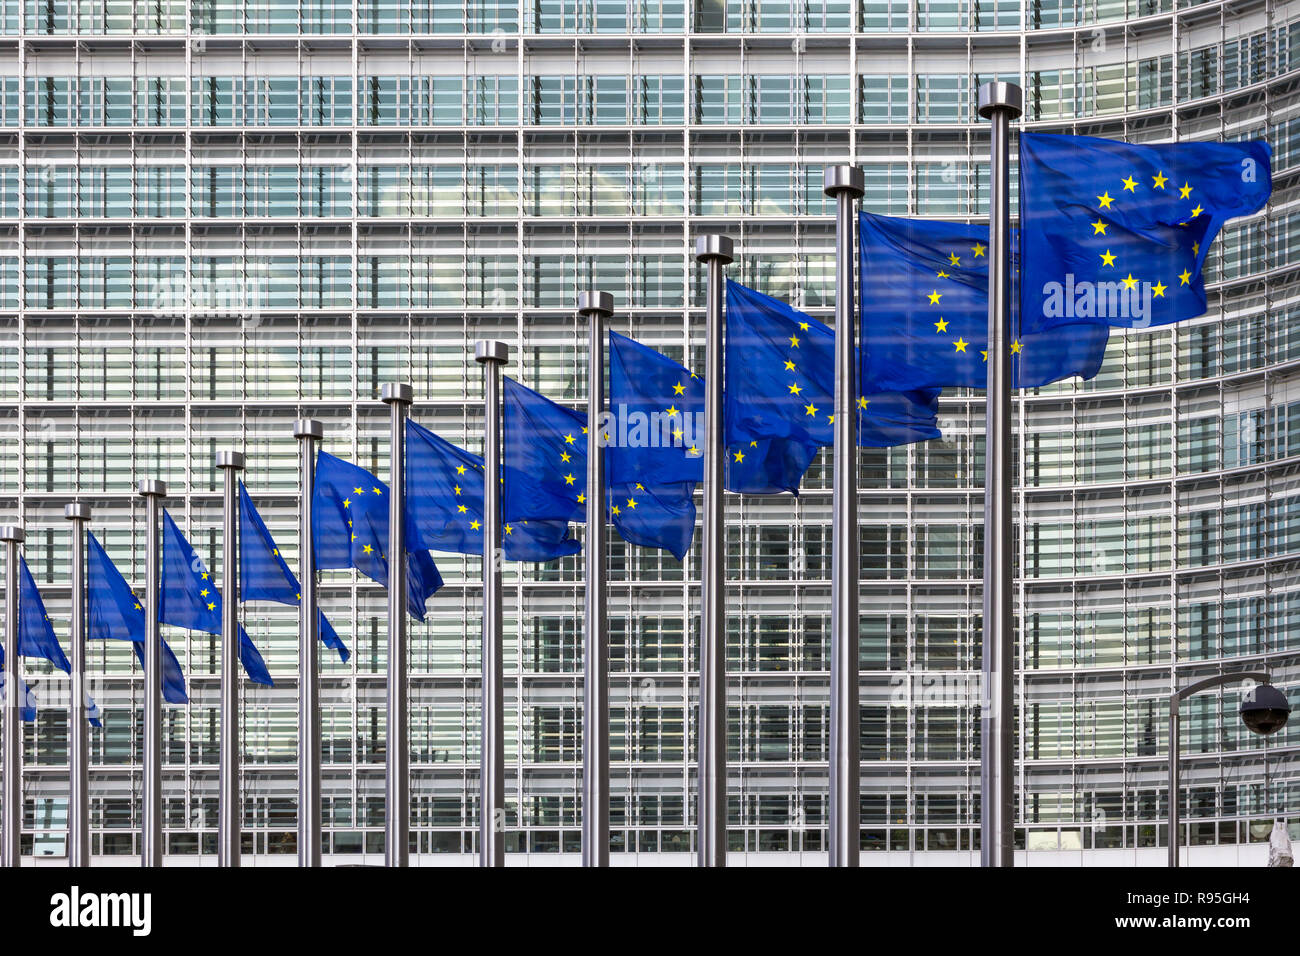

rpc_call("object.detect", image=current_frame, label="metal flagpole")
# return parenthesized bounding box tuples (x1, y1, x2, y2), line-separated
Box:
(475, 340, 509, 867)
(380, 383, 412, 868)
(694, 233, 733, 868)
(977, 80, 1023, 868)
(64, 504, 91, 867)
(579, 290, 613, 867)
(293, 419, 324, 867)
(138, 478, 167, 868)
(824, 165, 864, 868)
(216, 451, 245, 867)
(1, 524, 24, 868)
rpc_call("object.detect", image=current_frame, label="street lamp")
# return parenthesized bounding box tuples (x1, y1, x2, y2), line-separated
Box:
(1168, 670, 1291, 867)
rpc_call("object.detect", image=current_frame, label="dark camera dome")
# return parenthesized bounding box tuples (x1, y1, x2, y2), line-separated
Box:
(1240, 684, 1292, 736)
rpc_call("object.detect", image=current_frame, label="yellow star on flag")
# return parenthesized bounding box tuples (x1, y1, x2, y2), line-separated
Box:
(927, 290, 942, 305)
(1097, 192, 1114, 209)
(1121, 175, 1137, 192)
(1122, 273, 1138, 290)
(1092, 220, 1108, 235)
(1152, 281, 1167, 297)
(1099, 249, 1116, 267)
(953, 338, 968, 353)
(971, 243, 986, 257)
(1178, 269, 1191, 285)
(1152, 171, 1168, 189)
(934, 317, 948, 333)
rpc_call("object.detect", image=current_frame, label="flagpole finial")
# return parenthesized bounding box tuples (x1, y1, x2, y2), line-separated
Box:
(977, 81, 1023, 120)
(577, 290, 614, 316)
(694, 234, 734, 264)
(63, 503, 90, 522)
(380, 383, 413, 406)
(137, 479, 167, 498)
(293, 418, 324, 440)
(823, 165, 864, 198)
(475, 340, 510, 365)
(0, 525, 23, 544)
(215, 451, 246, 470)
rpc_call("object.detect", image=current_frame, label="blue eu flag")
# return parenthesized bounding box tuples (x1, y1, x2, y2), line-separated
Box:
(405, 418, 578, 562)
(503, 378, 588, 526)
(18, 558, 100, 726)
(725, 280, 941, 494)
(160, 510, 273, 686)
(238, 482, 349, 663)
(610, 325, 830, 500)
(1019, 132, 1272, 333)
(606, 331, 700, 560)
(311, 451, 444, 620)
(86, 532, 188, 705)
(858, 212, 1110, 391)
(505, 376, 696, 560)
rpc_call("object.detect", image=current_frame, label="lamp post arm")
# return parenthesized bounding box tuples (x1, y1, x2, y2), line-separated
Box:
(1171, 670, 1270, 715)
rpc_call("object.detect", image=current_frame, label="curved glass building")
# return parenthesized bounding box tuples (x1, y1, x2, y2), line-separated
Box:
(1, 0, 1297, 864)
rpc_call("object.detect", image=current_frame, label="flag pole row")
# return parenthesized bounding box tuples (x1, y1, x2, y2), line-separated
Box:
(0, 81, 1280, 872)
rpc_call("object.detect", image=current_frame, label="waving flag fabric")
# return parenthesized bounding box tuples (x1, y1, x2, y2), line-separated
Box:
(725, 280, 941, 494)
(1019, 132, 1271, 333)
(606, 331, 701, 560)
(504, 376, 700, 560)
(404, 418, 579, 562)
(17, 558, 100, 726)
(311, 451, 444, 620)
(160, 510, 272, 686)
(858, 213, 1110, 391)
(238, 482, 349, 662)
(85, 532, 188, 704)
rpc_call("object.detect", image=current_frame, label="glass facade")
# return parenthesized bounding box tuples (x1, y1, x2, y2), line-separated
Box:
(1, 0, 1298, 862)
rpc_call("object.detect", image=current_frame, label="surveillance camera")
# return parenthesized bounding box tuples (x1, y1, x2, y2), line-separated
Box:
(1240, 683, 1291, 736)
